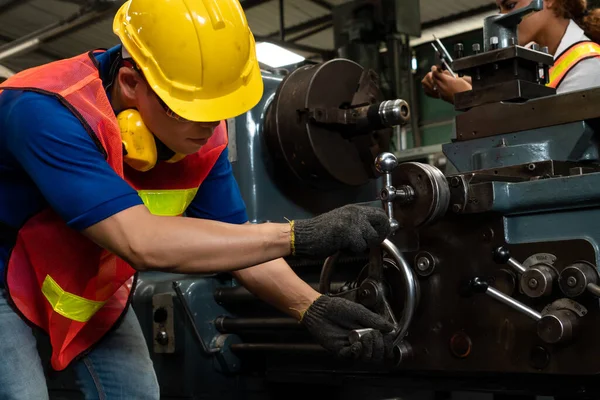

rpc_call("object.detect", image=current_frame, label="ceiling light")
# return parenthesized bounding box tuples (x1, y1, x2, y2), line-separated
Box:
(255, 42, 305, 68)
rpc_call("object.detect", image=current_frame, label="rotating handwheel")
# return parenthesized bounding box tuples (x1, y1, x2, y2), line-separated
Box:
(319, 242, 418, 366)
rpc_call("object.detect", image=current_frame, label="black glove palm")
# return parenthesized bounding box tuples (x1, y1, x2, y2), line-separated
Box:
(301, 295, 395, 363)
(292, 205, 391, 258)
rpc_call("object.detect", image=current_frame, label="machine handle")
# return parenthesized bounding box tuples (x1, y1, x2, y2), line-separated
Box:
(374, 152, 416, 233)
(469, 277, 542, 321)
(470, 277, 579, 344)
(493, 246, 528, 274)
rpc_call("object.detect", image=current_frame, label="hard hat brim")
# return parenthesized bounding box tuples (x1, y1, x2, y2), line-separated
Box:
(153, 65, 264, 123)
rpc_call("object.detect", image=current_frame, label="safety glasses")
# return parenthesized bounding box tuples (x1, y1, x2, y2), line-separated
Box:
(123, 58, 193, 123)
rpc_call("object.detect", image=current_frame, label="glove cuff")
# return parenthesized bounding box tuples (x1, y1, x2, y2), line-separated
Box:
(301, 295, 330, 327)
(291, 219, 319, 257)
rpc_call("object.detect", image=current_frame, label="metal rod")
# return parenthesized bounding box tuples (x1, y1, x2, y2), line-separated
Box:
(241, 0, 273, 10)
(587, 283, 600, 297)
(173, 281, 219, 355)
(279, 0, 285, 41)
(0, 4, 117, 62)
(307, 0, 333, 10)
(266, 15, 332, 40)
(216, 282, 345, 304)
(508, 258, 528, 274)
(215, 317, 303, 333)
(230, 343, 326, 353)
(486, 286, 542, 321)
(289, 22, 333, 43)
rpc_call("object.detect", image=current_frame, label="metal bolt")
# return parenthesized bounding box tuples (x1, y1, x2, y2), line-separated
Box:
(472, 43, 481, 54)
(528, 278, 539, 289)
(567, 276, 578, 288)
(528, 163, 536, 171)
(490, 36, 499, 50)
(541, 46, 549, 54)
(360, 289, 370, 297)
(417, 257, 431, 271)
(531, 43, 540, 51)
(450, 177, 461, 187)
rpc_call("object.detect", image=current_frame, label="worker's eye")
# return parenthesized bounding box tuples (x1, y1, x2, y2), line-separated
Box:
(504, 2, 517, 11)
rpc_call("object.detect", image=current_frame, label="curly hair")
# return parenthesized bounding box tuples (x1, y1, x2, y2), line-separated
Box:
(554, 0, 600, 43)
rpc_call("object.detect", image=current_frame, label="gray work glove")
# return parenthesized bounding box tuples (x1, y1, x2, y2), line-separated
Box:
(301, 295, 395, 363)
(291, 205, 391, 258)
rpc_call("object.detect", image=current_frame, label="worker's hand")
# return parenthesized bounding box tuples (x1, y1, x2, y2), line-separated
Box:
(291, 205, 390, 258)
(301, 295, 395, 363)
(422, 66, 472, 104)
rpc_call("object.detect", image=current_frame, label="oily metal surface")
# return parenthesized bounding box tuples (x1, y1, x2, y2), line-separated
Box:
(264, 58, 388, 188)
(454, 86, 600, 140)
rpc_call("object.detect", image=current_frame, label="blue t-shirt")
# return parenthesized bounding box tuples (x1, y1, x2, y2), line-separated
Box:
(0, 46, 248, 284)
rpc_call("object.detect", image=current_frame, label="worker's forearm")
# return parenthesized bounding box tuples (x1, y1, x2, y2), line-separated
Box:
(84, 205, 292, 274)
(232, 258, 320, 320)
(137, 217, 292, 273)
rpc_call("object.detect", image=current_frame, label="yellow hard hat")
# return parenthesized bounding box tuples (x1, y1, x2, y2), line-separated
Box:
(113, 0, 264, 122)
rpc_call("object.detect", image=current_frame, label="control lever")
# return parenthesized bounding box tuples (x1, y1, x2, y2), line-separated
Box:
(469, 277, 579, 344)
(493, 246, 557, 298)
(483, 0, 543, 51)
(374, 152, 416, 233)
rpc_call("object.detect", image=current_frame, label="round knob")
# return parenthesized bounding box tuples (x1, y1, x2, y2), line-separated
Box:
(520, 265, 556, 298)
(537, 310, 578, 344)
(375, 152, 398, 174)
(493, 246, 511, 264)
(559, 263, 598, 297)
(155, 330, 169, 346)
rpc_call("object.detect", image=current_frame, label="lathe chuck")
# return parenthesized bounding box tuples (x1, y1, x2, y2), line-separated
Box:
(264, 58, 393, 189)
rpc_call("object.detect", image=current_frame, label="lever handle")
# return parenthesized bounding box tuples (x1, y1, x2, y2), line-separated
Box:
(469, 277, 542, 321)
(375, 152, 400, 233)
(493, 246, 528, 274)
(469, 277, 578, 344)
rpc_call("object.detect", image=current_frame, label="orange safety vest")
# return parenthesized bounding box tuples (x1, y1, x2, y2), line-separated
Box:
(548, 41, 600, 89)
(2, 51, 228, 371)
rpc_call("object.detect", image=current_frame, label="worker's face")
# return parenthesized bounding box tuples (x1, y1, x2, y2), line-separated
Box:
(135, 82, 220, 155)
(496, 0, 554, 46)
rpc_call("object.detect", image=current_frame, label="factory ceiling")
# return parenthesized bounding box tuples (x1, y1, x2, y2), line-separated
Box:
(0, 0, 496, 74)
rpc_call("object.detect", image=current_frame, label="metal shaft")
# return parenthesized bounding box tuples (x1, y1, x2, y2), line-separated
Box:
(486, 286, 542, 321)
(215, 317, 303, 333)
(508, 258, 528, 274)
(230, 343, 326, 353)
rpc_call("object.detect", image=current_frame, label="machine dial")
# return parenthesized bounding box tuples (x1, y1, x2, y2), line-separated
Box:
(493, 247, 556, 298)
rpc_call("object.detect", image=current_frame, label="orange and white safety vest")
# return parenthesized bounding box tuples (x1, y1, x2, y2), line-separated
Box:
(2, 51, 228, 371)
(548, 41, 600, 89)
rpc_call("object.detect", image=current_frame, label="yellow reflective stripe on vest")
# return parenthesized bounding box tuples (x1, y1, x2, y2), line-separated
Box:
(42, 275, 106, 323)
(548, 42, 600, 88)
(137, 188, 199, 216)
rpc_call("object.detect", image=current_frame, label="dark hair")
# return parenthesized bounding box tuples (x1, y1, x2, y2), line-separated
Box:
(555, 0, 600, 43)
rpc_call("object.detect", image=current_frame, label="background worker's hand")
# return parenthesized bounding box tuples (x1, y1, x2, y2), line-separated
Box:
(291, 204, 391, 258)
(422, 66, 472, 104)
(301, 295, 395, 363)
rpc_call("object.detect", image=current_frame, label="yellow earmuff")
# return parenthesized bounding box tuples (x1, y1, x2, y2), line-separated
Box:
(117, 109, 186, 172)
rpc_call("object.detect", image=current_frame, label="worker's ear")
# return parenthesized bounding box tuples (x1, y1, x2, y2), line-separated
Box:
(544, 0, 555, 9)
(116, 66, 140, 104)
